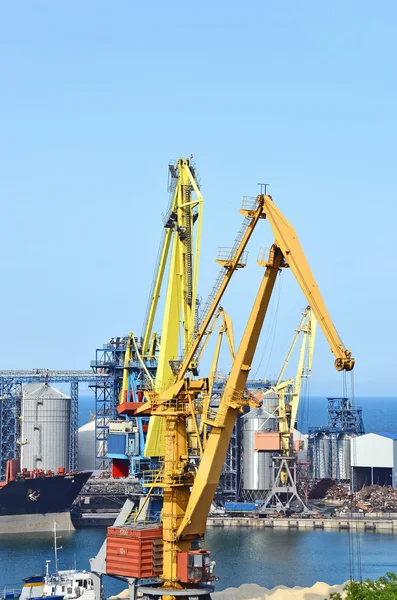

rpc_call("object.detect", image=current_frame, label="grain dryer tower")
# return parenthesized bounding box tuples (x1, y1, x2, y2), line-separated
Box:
(20, 383, 71, 472)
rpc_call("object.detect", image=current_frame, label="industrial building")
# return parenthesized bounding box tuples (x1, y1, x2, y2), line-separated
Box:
(351, 432, 397, 490)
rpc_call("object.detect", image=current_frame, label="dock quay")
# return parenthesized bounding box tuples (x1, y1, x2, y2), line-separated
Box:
(72, 511, 397, 532)
(72, 511, 121, 527)
(207, 514, 397, 532)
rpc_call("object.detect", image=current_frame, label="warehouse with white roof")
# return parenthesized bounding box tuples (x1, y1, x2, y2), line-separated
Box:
(351, 432, 397, 490)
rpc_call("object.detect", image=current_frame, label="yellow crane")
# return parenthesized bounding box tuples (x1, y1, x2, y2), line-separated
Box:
(130, 193, 354, 599)
(138, 158, 204, 457)
(259, 306, 316, 514)
(196, 307, 235, 448)
(260, 306, 316, 451)
(142, 189, 270, 458)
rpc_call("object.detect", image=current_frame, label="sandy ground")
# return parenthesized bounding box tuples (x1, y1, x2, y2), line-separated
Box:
(211, 582, 347, 599)
(111, 581, 347, 599)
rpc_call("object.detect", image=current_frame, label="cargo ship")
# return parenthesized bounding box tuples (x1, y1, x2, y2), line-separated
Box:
(0, 459, 91, 535)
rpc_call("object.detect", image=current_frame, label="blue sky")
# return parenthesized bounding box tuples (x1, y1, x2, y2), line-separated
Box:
(0, 2, 396, 396)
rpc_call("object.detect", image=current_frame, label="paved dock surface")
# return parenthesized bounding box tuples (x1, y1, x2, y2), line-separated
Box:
(208, 515, 397, 531)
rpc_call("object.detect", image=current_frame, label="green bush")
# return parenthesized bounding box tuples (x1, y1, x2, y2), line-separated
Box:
(326, 573, 397, 599)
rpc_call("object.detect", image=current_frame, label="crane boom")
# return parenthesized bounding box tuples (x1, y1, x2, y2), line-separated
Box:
(177, 245, 284, 538)
(275, 309, 309, 386)
(289, 310, 313, 436)
(199, 308, 235, 443)
(262, 195, 354, 371)
(175, 198, 266, 382)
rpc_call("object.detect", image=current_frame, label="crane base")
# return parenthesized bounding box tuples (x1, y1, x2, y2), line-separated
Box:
(137, 584, 214, 599)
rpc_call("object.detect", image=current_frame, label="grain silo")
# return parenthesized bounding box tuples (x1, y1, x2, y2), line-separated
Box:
(337, 433, 352, 481)
(309, 431, 354, 482)
(77, 419, 95, 471)
(240, 403, 277, 501)
(308, 397, 364, 482)
(20, 383, 71, 472)
(317, 433, 330, 479)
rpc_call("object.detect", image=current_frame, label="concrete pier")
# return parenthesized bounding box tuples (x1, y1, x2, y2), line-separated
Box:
(207, 515, 397, 532)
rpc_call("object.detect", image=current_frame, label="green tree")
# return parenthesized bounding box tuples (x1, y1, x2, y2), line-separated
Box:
(326, 573, 397, 599)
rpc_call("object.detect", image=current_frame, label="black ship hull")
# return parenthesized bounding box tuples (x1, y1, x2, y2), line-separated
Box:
(0, 471, 91, 534)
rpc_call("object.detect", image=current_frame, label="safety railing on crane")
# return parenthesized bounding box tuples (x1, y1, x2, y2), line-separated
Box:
(257, 247, 270, 266)
(197, 210, 254, 330)
(240, 195, 258, 211)
(141, 470, 195, 487)
(216, 247, 248, 268)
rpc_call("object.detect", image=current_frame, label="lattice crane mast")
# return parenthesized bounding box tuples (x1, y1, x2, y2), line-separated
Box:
(130, 193, 354, 600)
(106, 159, 203, 480)
(117, 158, 204, 459)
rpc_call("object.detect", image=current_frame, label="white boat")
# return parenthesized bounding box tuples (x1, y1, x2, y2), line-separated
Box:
(17, 523, 99, 600)
(43, 568, 95, 600)
(19, 571, 95, 600)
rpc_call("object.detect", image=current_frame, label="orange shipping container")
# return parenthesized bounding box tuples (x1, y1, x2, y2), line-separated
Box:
(106, 525, 163, 578)
(254, 432, 280, 452)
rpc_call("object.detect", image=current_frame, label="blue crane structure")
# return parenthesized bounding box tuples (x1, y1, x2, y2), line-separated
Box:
(90, 335, 273, 499)
(0, 369, 109, 480)
(90, 336, 158, 473)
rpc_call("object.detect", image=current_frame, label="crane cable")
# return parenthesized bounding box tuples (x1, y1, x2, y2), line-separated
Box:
(344, 369, 362, 587)
(351, 369, 363, 586)
(344, 371, 355, 582)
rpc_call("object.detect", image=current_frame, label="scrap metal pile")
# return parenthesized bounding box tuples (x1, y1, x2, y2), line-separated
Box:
(356, 485, 397, 512)
(309, 478, 397, 511)
(324, 483, 350, 501)
(307, 479, 345, 499)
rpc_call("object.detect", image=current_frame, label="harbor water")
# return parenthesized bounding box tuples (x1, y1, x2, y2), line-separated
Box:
(1, 527, 397, 595)
(1, 395, 397, 594)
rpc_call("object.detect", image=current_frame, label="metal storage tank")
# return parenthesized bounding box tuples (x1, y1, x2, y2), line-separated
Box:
(317, 434, 329, 479)
(259, 390, 279, 415)
(20, 383, 71, 472)
(329, 435, 338, 479)
(241, 406, 276, 499)
(337, 433, 352, 481)
(77, 420, 95, 471)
